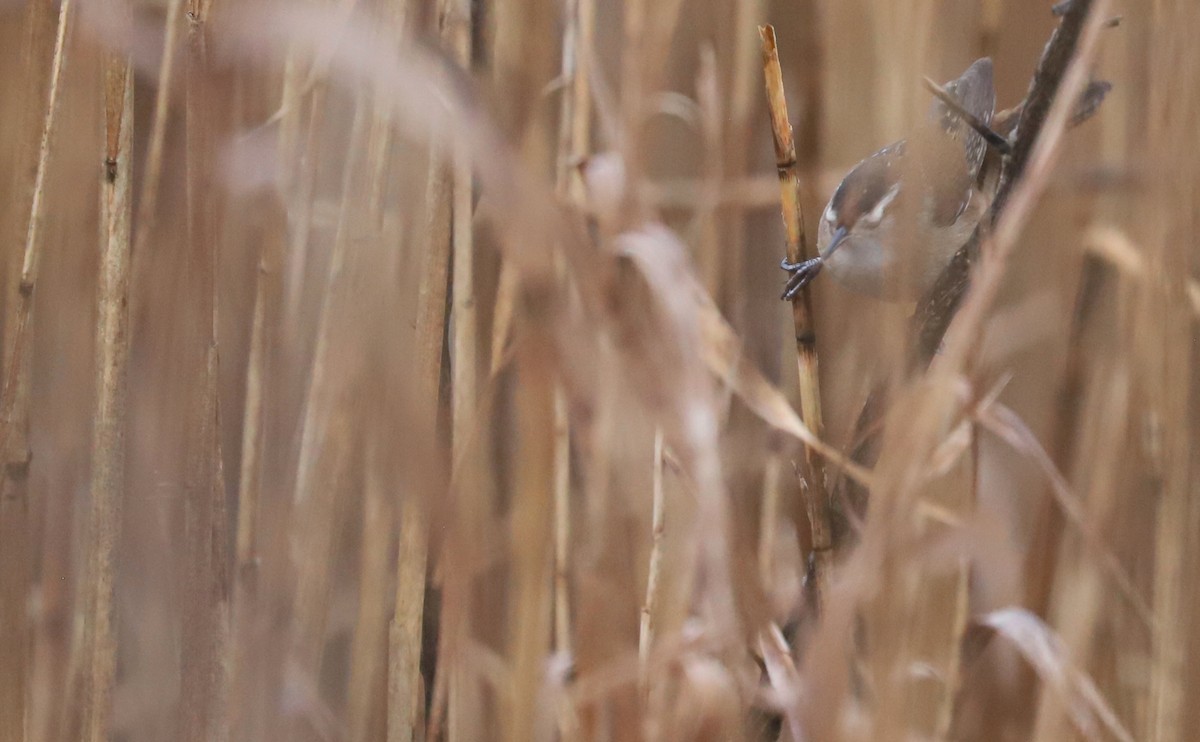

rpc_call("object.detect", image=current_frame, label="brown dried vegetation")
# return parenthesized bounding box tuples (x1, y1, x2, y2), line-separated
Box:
(0, 0, 1195, 740)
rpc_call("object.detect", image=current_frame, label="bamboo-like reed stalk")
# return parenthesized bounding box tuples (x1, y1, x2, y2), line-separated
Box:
(231, 243, 269, 634)
(389, 504, 429, 742)
(446, 0, 478, 739)
(282, 86, 328, 323)
(4, 1, 1199, 739)
(178, 3, 230, 739)
(0, 3, 72, 741)
(1029, 358, 1130, 741)
(486, 1, 563, 740)
(639, 428, 666, 669)
(389, 40, 454, 742)
(345, 12, 416, 742)
(506, 324, 558, 742)
(1144, 6, 1196, 738)
(716, 0, 765, 320)
(132, 0, 181, 255)
(348, 440, 394, 742)
(80, 41, 133, 742)
(285, 90, 376, 742)
(758, 25, 833, 607)
(550, 0, 593, 701)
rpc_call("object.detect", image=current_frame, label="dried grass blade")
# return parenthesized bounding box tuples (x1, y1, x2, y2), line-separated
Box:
(693, 283, 871, 488)
(976, 402, 1152, 628)
(974, 608, 1133, 742)
(758, 624, 805, 742)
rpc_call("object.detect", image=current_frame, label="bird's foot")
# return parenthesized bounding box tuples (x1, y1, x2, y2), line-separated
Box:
(780, 256, 823, 300)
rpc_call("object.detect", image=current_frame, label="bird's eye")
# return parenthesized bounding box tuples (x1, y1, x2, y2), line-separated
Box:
(822, 200, 837, 225)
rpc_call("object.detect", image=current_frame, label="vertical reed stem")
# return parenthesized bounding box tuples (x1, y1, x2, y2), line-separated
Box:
(0, 4, 72, 741)
(178, 3, 229, 739)
(639, 429, 666, 669)
(759, 25, 833, 607)
(389, 47, 454, 742)
(81, 41, 134, 742)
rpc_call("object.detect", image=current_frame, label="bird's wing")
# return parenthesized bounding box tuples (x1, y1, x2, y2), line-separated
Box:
(927, 57, 996, 180)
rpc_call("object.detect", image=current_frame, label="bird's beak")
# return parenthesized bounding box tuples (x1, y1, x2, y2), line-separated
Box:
(824, 225, 849, 258)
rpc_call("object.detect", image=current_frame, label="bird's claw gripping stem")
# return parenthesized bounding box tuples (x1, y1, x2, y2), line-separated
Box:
(780, 256, 823, 300)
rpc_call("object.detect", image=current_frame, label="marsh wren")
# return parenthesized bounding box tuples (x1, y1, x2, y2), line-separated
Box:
(781, 58, 997, 300)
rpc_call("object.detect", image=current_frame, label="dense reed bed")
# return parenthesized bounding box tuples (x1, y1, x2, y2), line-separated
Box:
(0, 0, 1195, 740)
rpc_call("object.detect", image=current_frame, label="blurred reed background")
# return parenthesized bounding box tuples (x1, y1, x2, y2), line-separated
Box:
(0, 0, 1195, 740)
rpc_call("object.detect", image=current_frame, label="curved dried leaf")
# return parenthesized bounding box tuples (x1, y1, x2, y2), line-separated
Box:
(975, 608, 1132, 742)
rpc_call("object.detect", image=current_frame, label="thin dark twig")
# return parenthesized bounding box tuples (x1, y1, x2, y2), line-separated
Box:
(1052, 0, 1121, 26)
(923, 76, 1011, 156)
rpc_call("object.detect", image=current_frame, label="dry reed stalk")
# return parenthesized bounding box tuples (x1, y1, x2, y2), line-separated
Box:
(0, 4, 72, 741)
(364, 0, 411, 230)
(280, 1, 359, 331)
(228, 198, 287, 742)
(13, 0, 72, 303)
(487, 1, 563, 738)
(934, 550, 971, 739)
(276, 0, 360, 328)
(870, 0, 935, 142)
(276, 44, 305, 198)
(283, 84, 329, 327)
(387, 141, 453, 742)
(231, 250, 270, 611)
(389, 43, 456, 742)
(715, 0, 764, 319)
(554, 8, 593, 736)
(758, 25, 833, 607)
(287, 96, 373, 738)
(616, 0, 687, 226)
(1143, 5, 1197, 737)
(505, 322, 558, 742)
(488, 0, 562, 367)
(638, 428, 667, 670)
(178, 3, 230, 739)
(566, 0, 594, 200)
(389, 505, 429, 742)
(80, 41, 134, 742)
(445, 1, 479, 738)
(1022, 258, 1105, 618)
(131, 0, 181, 258)
(552, 387, 571, 656)
(344, 12, 417, 740)
(1029, 362, 1131, 741)
(348, 440, 395, 742)
(550, 0, 593, 701)
(696, 296, 871, 484)
(618, 0, 647, 223)
(551, 378, 571, 737)
(757, 454, 782, 586)
(489, 267, 517, 372)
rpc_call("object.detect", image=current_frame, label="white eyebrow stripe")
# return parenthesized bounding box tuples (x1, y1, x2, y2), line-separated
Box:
(863, 183, 901, 224)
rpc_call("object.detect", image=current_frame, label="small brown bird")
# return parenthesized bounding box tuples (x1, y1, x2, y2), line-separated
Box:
(781, 57, 997, 300)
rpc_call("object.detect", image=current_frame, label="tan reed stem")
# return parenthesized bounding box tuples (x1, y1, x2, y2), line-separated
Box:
(759, 24, 833, 607)
(0, 0, 73, 737)
(81, 41, 134, 742)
